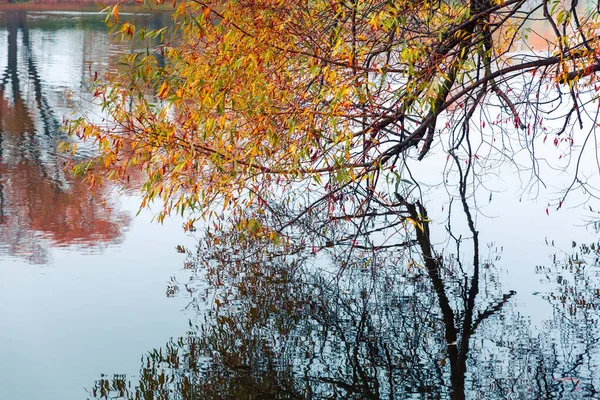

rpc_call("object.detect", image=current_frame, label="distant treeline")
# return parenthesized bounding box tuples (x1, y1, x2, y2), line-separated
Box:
(0, 0, 143, 11)
(0, 0, 125, 3)
(0, 0, 131, 7)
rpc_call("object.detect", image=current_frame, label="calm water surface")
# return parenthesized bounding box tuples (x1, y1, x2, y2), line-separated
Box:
(2, 7, 600, 400)
(0, 10, 193, 400)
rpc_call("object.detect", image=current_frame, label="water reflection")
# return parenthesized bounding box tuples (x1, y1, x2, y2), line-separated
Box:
(0, 11, 129, 263)
(90, 197, 600, 399)
(0, 10, 201, 400)
(9, 4, 594, 398)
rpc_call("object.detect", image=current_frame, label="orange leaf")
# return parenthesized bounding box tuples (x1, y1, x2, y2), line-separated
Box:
(157, 81, 169, 100)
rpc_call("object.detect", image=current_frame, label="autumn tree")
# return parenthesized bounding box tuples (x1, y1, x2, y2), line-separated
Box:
(65, 2, 600, 398)
(68, 0, 600, 232)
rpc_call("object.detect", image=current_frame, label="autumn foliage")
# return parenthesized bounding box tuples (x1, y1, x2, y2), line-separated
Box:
(68, 0, 600, 234)
(66, 4, 600, 396)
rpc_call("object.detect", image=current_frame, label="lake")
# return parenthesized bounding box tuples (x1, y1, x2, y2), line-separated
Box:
(2, 6, 600, 400)
(0, 9, 195, 400)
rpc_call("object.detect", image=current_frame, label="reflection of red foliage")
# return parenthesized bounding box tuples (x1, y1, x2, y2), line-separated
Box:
(0, 95, 33, 134)
(0, 142, 131, 263)
(0, 14, 131, 262)
(3, 158, 130, 247)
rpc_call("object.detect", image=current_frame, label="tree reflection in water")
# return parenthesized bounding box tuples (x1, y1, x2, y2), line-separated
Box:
(62, 6, 600, 394)
(0, 11, 129, 263)
(89, 190, 600, 399)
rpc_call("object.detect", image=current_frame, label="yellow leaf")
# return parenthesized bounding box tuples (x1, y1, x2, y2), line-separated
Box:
(157, 81, 169, 100)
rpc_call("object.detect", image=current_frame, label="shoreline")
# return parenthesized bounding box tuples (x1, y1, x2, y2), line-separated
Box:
(0, 1, 171, 12)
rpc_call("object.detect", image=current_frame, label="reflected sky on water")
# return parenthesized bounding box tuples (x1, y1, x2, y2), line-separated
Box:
(90, 198, 600, 399)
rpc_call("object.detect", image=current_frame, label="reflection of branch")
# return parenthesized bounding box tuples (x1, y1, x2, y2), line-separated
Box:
(553, 377, 581, 392)
(401, 196, 460, 365)
(470, 290, 517, 334)
(318, 377, 363, 395)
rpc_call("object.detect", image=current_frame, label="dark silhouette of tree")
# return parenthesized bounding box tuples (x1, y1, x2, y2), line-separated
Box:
(87, 172, 600, 399)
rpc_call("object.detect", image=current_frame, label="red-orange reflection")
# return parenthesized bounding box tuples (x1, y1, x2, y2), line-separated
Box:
(0, 11, 130, 263)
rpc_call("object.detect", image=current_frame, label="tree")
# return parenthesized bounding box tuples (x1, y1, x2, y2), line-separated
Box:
(68, 2, 600, 398)
(69, 0, 600, 228)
